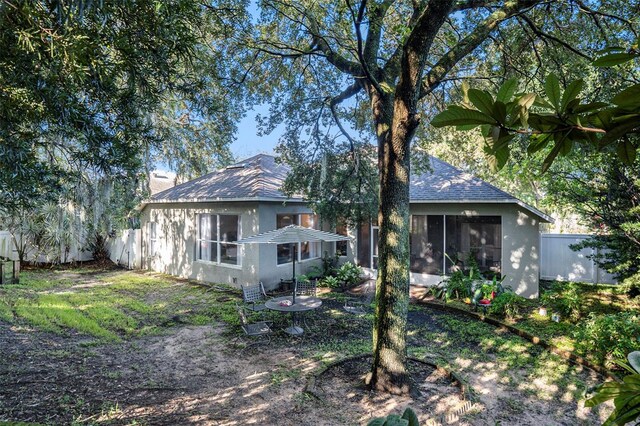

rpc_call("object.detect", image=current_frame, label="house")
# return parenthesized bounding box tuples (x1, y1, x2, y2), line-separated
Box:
(139, 154, 551, 297)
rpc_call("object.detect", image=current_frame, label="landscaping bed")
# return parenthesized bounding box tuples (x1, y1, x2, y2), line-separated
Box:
(0, 265, 614, 425)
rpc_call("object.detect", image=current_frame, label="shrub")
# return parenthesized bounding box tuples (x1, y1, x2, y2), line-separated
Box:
(87, 232, 110, 262)
(335, 262, 363, 288)
(574, 312, 640, 366)
(433, 270, 476, 302)
(540, 282, 582, 321)
(320, 275, 340, 288)
(489, 292, 528, 319)
(621, 272, 640, 299)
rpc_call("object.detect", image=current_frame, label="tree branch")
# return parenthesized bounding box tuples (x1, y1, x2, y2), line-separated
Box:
(420, 0, 542, 99)
(518, 13, 592, 61)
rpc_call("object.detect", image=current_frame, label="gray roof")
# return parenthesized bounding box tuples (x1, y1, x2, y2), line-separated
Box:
(144, 153, 552, 222)
(149, 154, 302, 204)
(411, 157, 552, 222)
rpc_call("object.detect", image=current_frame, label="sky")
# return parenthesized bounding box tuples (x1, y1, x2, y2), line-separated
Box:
(229, 105, 282, 160)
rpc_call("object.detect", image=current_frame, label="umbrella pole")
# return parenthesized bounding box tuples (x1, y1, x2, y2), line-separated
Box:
(292, 244, 297, 304)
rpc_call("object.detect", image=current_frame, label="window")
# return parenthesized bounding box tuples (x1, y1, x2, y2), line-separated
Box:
(445, 215, 501, 277)
(197, 214, 240, 265)
(276, 213, 320, 264)
(149, 222, 158, 256)
(335, 222, 348, 257)
(410, 215, 444, 275)
(363, 215, 502, 278)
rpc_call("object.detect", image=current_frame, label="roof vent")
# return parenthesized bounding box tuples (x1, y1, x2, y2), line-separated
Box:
(225, 163, 246, 170)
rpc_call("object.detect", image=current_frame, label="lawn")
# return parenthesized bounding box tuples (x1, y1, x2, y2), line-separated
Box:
(0, 265, 613, 425)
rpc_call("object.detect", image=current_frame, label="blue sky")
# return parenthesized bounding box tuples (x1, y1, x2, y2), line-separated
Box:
(229, 104, 284, 160)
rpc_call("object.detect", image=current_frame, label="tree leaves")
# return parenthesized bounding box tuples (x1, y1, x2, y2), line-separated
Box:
(431, 70, 640, 172)
(430, 105, 496, 128)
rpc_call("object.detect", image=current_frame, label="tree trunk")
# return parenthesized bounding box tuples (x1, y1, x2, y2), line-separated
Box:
(367, 89, 419, 394)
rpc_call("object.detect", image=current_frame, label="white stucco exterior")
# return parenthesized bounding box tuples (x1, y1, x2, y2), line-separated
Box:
(140, 201, 342, 290)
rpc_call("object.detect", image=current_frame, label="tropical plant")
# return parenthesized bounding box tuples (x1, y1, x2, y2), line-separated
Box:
(367, 407, 419, 426)
(574, 312, 640, 366)
(433, 268, 479, 302)
(320, 275, 341, 289)
(489, 292, 528, 319)
(585, 351, 640, 426)
(336, 262, 364, 289)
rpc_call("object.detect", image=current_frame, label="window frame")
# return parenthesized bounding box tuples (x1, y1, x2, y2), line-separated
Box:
(196, 213, 242, 267)
(149, 221, 158, 256)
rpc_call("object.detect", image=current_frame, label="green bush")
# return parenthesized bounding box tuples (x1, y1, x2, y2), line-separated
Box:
(489, 292, 528, 319)
(621, 272, 640, 298)
(335, 262, 363, 288)
(574, 312, 640, 366)
(540, 282, 582, 321)
(433, 268, 480, 302)
(320, 275, 340, 288)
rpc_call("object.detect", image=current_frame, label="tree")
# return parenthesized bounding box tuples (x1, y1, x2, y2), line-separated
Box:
(249, 0, 636, 393)
(0, 0, 247, 214)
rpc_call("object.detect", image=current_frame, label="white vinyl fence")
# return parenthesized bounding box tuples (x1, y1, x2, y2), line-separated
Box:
(0, 231, 17, 260)
(540, 234, 617, 284)
(108, 229, 141, 269)
(0, 231, 92, 263)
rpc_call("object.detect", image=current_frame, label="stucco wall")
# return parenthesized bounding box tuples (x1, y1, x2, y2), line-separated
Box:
(140, 201, 324, 290)
(405, 203, 540, 298)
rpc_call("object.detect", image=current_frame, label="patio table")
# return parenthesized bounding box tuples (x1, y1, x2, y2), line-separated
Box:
(265, 295, 322, 336)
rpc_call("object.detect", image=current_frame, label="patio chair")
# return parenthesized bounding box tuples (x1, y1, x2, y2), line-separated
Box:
(237, 304, 272, 345)
(241, 282, 268, 312)
(343, 281, 375, 315)
(295, 279, 317, 296)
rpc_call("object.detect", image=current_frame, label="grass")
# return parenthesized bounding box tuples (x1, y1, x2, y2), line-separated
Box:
(0, 266, 241, 342)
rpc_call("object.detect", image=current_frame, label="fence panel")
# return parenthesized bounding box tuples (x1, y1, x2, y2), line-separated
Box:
(0, 232, 16, 260)
(540, 234, 617, 284)
(109, 229, 141, 269)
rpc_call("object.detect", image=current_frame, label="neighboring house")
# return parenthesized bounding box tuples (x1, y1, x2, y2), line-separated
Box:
(139, 154, 551, 297)
(149, 170, 177, 196)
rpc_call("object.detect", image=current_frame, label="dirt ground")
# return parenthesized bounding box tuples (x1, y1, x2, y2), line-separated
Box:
(0, 273, 613, 425)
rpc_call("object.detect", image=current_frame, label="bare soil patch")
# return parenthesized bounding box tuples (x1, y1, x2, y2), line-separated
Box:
(0, 268, 614, 425)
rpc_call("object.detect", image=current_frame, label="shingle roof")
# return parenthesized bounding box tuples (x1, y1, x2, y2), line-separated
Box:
(144, 153, 552, 222)
(410, 156, 552, 222)
(150, 154, 302, 203)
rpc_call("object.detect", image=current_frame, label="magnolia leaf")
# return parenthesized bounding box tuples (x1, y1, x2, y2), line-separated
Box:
(496, 78, 518, 102)
(629, 351, 640, 374)
(595, 46, 625, 55)
(493, 101, 507, 123)
(600, 119, 640, 147)
(468, 89, 494, 116)
(527, 134, 551, 154)
(561, 79, 584, 111)
(461, 80, 470, 106)
(617, 139, 637, 165)
(542, 136, 567, 173)
(611, 84, 640, 109)
(544, 73, 561, 110)
(401, 407, 420, 426)
(430, 105, 496, 127)
(573, 102, 609, 114)
(594, 52, 637, 67)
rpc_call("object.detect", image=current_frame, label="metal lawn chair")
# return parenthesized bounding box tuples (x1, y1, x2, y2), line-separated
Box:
(344, 281, 375, 315)
(295, 279, 318, 329)
(241, 281, 268, 312)
(236, 304, 272, 345)
(295, 279, 317, 296)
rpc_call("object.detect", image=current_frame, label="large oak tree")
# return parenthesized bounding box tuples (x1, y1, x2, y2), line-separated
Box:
(249, 0, 636, 393)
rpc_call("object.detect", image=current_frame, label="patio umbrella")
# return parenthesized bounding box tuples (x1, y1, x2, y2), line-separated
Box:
(236, 225, 351, 302)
